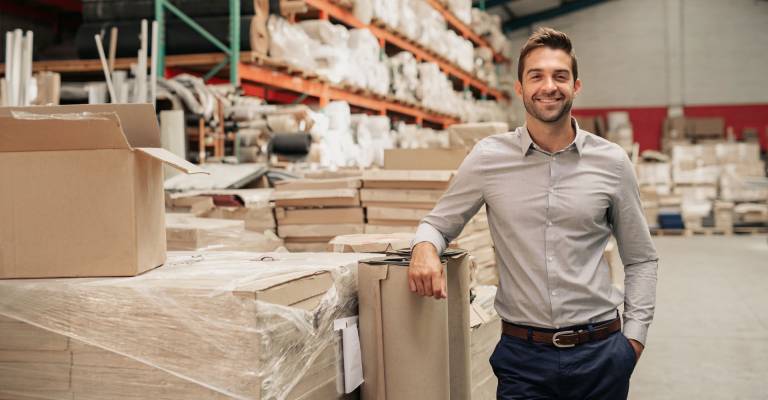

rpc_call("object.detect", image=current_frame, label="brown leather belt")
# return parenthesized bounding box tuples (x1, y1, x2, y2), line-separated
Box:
(502, 318, 621, 348)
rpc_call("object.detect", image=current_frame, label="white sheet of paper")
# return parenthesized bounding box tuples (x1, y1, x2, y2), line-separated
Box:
(334, 316, 364, 393)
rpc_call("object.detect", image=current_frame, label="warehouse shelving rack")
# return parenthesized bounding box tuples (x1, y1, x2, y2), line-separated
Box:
(2, 0, 510, 130)
(303, 0, 508, 101)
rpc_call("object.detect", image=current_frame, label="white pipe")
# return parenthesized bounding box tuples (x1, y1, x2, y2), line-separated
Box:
(20, 31, 33, 105)
(4, 32, 13, 106)
(136, 19, 148, 103)
(94, 34, 117, 102)
(10, 29, 23, 106)
(150, 20, 158, 108)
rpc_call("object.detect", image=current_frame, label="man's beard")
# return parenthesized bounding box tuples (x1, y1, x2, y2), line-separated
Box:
(523, 95, 573, 123)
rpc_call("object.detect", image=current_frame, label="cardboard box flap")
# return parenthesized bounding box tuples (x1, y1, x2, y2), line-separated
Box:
(0, 112, 130, 152)
(0, 103, 162, 148)
(135, 148, 208, 174)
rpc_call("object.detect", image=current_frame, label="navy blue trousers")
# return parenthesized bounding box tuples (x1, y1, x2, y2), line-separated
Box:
(489, 331, 637, 400)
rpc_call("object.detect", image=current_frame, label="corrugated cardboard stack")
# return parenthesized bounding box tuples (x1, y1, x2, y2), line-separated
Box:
(671, 144, 720, 230)
(165, 213, 283, 252)
(361, 170, 453, 234)
(166, 189, 277, 234)
(451, 207, 497, 286)
(661, 116, 725, 153)
(271, 177, 365, 252)
(0, 251, 371, 400)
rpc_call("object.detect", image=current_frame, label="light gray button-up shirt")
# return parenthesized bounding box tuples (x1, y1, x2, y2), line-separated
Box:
(413, 120, 658, 345)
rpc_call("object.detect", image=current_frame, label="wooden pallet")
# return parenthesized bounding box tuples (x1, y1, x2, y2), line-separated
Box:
(650, 228, 688, 236)
(687, 227, 733, 236)
(732, 226, 768, 235)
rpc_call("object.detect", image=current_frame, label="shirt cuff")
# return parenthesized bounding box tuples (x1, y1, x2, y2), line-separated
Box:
(622, 318, 649, 347)
(411, 223, 447, 255)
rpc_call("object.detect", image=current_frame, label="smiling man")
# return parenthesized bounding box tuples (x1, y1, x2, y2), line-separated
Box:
(408, 28, 658, 399)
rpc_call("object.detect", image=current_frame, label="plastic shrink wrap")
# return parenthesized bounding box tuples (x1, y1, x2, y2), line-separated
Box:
(0, 251, 374, 400)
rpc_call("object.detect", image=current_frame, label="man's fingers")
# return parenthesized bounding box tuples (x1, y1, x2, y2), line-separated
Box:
(431, 272, 444, 299)
(408, 277, 416, 293)
(423, 274, 434, 297)
(414, 276, 426, 296)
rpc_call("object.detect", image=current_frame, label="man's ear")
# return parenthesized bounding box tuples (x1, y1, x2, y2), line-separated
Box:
(573, 78, 582, 97)
(514, 80, 523, 99)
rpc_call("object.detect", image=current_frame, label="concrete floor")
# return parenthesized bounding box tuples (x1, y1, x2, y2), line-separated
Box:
(629, 235, 768, 400)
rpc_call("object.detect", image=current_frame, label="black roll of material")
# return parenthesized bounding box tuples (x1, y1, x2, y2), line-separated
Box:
(82, 0, 256, 22)
(268, 133, 312, 156)
(76, 16, 254, 58)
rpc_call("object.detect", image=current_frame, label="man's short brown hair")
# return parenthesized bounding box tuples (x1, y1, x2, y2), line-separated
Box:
(517, 27, 578, 82)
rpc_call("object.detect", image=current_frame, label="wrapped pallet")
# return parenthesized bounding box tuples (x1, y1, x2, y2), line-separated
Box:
(0, 251, 373, 400)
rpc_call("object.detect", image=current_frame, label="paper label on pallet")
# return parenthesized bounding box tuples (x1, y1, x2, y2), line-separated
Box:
(333, 316, 363, 394)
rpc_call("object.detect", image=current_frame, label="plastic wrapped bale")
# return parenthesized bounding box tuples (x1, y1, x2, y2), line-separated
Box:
(268, 16, 318, 71)
(0, 251, 375, 400)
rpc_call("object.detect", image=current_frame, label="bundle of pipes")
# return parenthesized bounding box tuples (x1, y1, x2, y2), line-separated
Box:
(2, 29, 34, 107)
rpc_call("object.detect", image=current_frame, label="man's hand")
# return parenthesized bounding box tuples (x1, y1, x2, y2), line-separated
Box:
(408, 242, 446, 299)
(628, 338, 644, 361)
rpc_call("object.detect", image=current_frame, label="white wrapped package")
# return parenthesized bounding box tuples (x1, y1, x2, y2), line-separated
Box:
(448, 0, 472, 25)
(388, 51, 420, 102)
(298, 19, 350, 45)
(267, 16, 317, 71)
(316, 45, 352, 84)
(397, 0, 420, 40)
(372, 0, 399, 28)
(353, 0, 374, 24)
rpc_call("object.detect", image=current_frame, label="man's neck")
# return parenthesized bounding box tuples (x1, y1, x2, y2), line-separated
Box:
(526, 114, 576, 153)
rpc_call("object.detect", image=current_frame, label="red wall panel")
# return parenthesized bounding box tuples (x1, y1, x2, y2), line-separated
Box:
(573, 104, 768, 152)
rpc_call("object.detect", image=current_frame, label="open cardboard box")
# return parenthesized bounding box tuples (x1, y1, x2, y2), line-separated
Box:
(0, 104, 206, 279)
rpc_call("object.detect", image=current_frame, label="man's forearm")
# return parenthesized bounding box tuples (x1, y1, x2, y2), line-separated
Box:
(622, 259, 658, 346)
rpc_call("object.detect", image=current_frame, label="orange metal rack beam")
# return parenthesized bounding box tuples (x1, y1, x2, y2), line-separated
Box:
(423, 0, 510, 64)
(239, 63, 460, 127)
(303, 0, 508, 100)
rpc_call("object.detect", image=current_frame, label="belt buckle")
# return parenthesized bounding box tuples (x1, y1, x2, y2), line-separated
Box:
(552, 330, 576, 348)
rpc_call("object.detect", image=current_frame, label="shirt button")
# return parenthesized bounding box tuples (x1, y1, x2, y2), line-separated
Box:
(548, 188, 554, 194)
(547, 221, 553, 226)
(551, 290, 557, 296)
(548, 256, 553, 262)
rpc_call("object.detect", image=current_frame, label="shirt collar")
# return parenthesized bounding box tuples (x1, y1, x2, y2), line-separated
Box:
(520, 117, 587, 158)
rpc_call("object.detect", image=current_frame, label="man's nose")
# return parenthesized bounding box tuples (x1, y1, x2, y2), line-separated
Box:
(541, 77, 557, 92)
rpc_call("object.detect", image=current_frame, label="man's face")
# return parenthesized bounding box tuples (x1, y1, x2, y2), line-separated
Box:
(515, 47, 581, 124)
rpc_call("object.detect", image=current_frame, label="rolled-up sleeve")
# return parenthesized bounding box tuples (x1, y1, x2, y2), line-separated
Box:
(610, 154, 659, 346)
(411, 141, 487, 254)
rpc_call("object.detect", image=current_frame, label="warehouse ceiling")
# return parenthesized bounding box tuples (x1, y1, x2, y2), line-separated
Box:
(473, 0, 610, 33)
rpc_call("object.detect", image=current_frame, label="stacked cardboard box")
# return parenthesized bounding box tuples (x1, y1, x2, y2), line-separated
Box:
(271, 178, 365, 252)
(0, 251, 371, 399)
(0, 315, 73, 400)
(451, 207, 497, 286)
(328, 233, 414, 253)
(661, 116, 725, 153)
(361, 170, 497, 285)
(717, 143, 767, 203)
(165, 213, 283, 252)
(636, 163, 672, 228)
(361, 170, 453, 234)
(166, 189, 277, 233)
